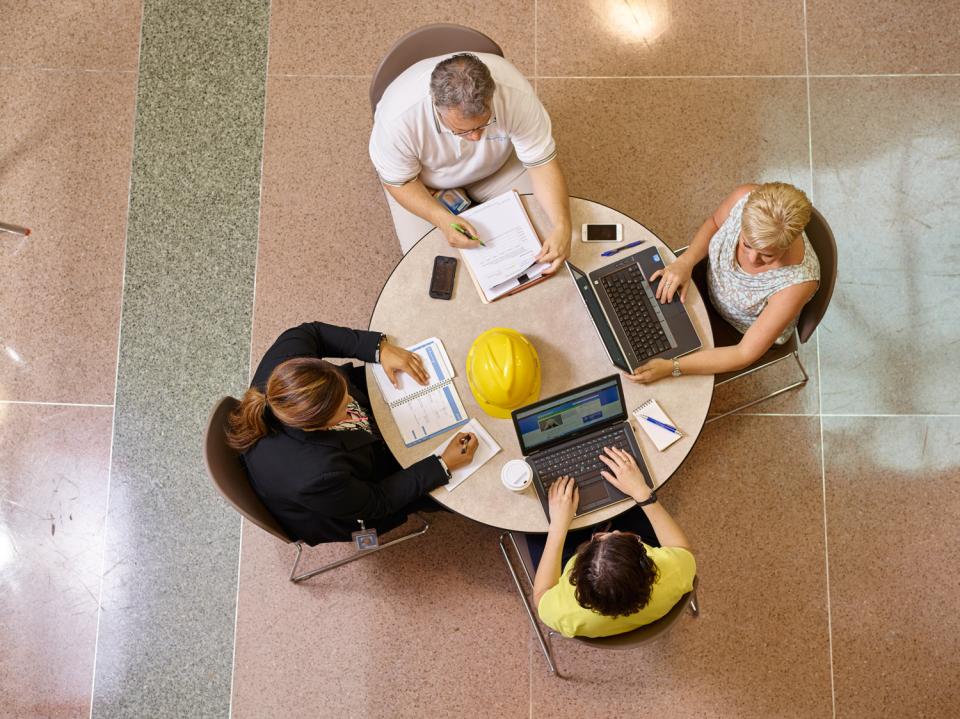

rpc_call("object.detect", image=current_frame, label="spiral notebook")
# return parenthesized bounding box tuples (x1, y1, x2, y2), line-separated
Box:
(632, 399, 683, 451)
(371, 337, 469, 447)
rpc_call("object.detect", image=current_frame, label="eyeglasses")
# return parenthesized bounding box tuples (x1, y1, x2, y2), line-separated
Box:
(436, 107, 497, 137)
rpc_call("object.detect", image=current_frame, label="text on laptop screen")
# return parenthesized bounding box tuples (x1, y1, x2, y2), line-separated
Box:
(515, 378, 624, 451)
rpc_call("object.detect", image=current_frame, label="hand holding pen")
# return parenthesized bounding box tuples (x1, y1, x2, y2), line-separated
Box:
(440, 431, 479, 471)
(448, 221, 485, 247)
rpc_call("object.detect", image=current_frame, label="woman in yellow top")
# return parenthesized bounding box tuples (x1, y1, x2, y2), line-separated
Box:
(533, 447, 696, 638)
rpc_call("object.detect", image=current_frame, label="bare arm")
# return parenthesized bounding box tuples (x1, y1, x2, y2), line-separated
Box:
(629, 279, 818, 382)
(654, 184, 759, 304)
(532, 476, 578, 607)
(527, 158, 572, 274)
(597, 447, 691, 550)
(640, 501, 691, 550)
(383, 179, 478, 249)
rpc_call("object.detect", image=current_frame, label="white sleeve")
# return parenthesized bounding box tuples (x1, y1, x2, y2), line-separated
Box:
(369, 119, 421, 186)
(506, 88, 557, 168)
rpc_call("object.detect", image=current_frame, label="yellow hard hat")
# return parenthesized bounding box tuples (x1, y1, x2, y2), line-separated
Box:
(466, 328, 541, 419)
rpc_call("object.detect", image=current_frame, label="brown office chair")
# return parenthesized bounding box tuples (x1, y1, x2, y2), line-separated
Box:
(369, 23, 504, 114)
(499, 531, 699, 677)
(203, 396, 430, 583)
(681, 206, 838, 422)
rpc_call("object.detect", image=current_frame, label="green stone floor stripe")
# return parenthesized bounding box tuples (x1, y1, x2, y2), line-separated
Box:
(90, 2, 269, 716)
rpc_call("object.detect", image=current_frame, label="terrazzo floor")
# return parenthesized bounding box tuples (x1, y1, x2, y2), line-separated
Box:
(2, 1, 959, 718)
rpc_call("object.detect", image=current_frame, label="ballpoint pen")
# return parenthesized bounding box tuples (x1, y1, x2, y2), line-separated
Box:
(452, 223, 486, 246)
(635, 414, 682, 435)
(600, 239, 645, 257)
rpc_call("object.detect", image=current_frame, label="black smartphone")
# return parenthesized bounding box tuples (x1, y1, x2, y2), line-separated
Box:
(429, 255, 457, 300)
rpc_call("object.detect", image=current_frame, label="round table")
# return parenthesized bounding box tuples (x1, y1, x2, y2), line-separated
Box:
(367, 196, 714, 533)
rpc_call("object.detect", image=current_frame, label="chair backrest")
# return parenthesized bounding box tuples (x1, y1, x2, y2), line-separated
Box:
(796, 206, 838, 343)
(369, 23, 504, 114)
(203, 396, 292, 544)
(511, 531, 695, 648)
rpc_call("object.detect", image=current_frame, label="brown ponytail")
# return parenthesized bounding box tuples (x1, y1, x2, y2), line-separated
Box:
(227, 358, 347, 452)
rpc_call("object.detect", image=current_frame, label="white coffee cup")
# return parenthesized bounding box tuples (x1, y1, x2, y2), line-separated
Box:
(501, 459, 532, 492)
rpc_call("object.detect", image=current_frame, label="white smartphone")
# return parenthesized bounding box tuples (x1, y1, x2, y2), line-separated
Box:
(581, 223, 623, 242)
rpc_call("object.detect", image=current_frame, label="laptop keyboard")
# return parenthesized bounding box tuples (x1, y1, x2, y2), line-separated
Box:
(601, 264, 670, 362)
(531, 426, 630, 490)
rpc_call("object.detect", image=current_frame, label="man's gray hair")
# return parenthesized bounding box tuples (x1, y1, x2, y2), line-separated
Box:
(430, 53, 496, 118)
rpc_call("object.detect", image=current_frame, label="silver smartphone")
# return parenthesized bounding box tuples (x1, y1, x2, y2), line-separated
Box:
(581, 223, 623, 242)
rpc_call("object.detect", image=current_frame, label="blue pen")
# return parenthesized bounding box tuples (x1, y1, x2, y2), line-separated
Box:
(636, 413, 682, 435)
(601, 239, 645, 257)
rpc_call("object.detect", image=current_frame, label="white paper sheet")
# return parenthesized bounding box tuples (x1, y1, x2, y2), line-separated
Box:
(432, 418, 501, 491)
(457, 191, 549, 300)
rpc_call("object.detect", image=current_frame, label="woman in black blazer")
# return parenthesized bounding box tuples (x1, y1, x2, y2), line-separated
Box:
(228, 322, 478, 544)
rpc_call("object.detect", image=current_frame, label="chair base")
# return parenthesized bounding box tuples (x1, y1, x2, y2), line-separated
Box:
(706, 349, 809, 423)
(289, 513, 430, 583)
(499, 532, 561, 677)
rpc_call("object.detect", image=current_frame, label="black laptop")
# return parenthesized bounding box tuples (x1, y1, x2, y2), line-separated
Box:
(566, 245, 702, 372)
(511, 375, 653, 520)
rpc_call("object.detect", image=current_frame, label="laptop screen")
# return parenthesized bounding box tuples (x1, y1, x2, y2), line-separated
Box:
(513, 375, 626, 454)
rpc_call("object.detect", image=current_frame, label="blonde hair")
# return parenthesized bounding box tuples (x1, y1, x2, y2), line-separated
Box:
(741, 182, 812, 252)
(227, 358, 347, 452)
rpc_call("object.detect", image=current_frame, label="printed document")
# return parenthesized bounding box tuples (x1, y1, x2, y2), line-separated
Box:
(457, 191, 550, 302)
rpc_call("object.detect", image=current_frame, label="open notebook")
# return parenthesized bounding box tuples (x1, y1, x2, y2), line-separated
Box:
(371, 337, 468, 447)
(456, 190, 550, 303)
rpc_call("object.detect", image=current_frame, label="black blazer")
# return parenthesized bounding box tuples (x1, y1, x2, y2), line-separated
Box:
(242, 322, 447, 545)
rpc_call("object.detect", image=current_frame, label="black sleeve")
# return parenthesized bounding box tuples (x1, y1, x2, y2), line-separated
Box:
(299, 455, 448, 523)
(251, 322, 383, 388)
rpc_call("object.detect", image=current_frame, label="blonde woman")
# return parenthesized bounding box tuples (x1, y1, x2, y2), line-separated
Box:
(629, 182, 820, 383)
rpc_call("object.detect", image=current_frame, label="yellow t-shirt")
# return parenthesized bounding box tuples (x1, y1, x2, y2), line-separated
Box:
(537, 545, 696, 638)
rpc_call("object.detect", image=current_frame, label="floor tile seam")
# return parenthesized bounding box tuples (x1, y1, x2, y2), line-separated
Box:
(231, 4, 274, 714)
(806, 6, 837, 699)
(816, 329, 837, 719)
(88, 3, 147, 715)
(707, 412, 960, 418)
(0, 400, 113, 408)
(267, 72, 371, 79)
(534, 73, 960, 80)
(227, 518, 245, 719)
(533, 0, 539, 84)
(0, 64, 138, 75)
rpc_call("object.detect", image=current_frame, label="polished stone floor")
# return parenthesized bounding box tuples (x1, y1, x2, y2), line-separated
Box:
(1, 1, 958, 718)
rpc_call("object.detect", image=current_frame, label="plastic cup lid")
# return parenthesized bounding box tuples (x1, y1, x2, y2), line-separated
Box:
(502, 459, 531, 488)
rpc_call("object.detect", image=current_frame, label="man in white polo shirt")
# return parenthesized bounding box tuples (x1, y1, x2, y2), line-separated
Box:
(370, 52, 571, 270)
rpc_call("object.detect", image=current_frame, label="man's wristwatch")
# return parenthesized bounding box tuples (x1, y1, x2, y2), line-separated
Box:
(637, 490, 658, 507)
(671, 358, 682, 377)
(374, 334, 386, 364)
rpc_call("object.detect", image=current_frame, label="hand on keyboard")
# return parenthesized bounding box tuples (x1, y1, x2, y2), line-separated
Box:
(547, 476, 579, 528)
(624, 358, 672, 384)
(598, 446, 653, 502)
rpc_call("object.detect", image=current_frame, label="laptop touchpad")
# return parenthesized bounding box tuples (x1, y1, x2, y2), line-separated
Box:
(579, 482, 610, 507)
